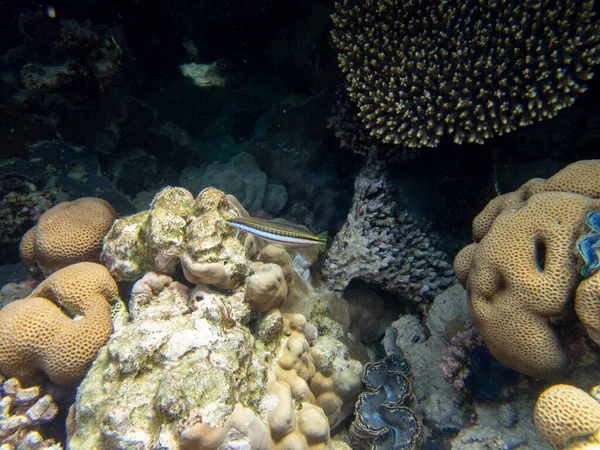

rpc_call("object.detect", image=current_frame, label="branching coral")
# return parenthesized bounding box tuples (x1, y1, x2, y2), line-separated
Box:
(322, 161, 454, 303)
(331, 0, 600, 148)
(0, 375, 61, 449)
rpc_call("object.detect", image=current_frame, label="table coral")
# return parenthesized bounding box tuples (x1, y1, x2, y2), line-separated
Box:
(0, 262, 121, 386)
(0, 375, 60, 450)
(454, 160, 600, 379)
(331, 0, 600, 148)
(534, 384, 600, 449)
(19, 197, 116, 275)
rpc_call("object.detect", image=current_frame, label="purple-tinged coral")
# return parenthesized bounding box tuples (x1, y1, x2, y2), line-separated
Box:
(441, 329, 485, 392)
(322, 161, 454, 303)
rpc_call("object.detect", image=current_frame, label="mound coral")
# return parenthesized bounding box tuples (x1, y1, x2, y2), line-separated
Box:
(454, 160, 600, 379)
(0, 375, 60, 450)
(20, 197, 116, 274)
(534, 384, 600, 449)
(0, 262, 123, 386)
(331, 0, 600, 148)
(101, 186, 251, 289)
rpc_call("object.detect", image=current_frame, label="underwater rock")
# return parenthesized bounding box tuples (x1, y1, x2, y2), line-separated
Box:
(179, 152, 287, 215)
(323, 161, 454, 303)
(383, 284, 472, 433)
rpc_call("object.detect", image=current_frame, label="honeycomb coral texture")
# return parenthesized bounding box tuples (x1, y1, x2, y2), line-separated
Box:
(331, 0, 600, 148)
(454, 160, 600, 379)
(20, 197, 116, 273)
(0, 262, 118, 386)
(534, 384, 600, 449)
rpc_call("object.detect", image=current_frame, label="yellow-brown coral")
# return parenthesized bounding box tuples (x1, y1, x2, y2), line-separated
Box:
(20, 197, 116, 274)
(534, 384, 600, 449)
(331, 0, 600, 148)
(454, 160, 600, 379)
(0, 262, 119, 386)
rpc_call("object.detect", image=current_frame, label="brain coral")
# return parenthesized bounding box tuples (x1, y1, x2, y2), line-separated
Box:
(0, 262, 119, 386)
(454, 160, 600, 379)
(20, 197, 117, 274)
(534, 384, 600, 449)
(331, 0, 600, 148)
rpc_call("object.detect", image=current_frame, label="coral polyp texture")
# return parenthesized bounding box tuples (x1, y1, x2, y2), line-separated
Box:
(331, 0, 600, 148)
(322, 161, 453, 303)
(0, 262, 122, 386)
(454, 160, 600, 379)
(0, 375, 61, 450)
(534, 384, 600, 449)
(19, 197, 117, 275)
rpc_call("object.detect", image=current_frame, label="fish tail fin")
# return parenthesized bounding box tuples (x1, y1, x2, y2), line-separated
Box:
(317, 231, 328, 253)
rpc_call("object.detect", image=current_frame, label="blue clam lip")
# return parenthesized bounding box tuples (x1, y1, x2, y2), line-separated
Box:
(577, 211, 600, 278)
(587, 210, 600, 233)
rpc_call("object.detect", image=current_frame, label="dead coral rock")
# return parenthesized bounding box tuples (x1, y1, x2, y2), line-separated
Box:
(0, 262, 119, 386)
(455, 160, 600, 379)
(181, 187, 251, 289)
(101, 187, 194, 281)
(246, 263, 288, 312)
(19, 197, 116, 274)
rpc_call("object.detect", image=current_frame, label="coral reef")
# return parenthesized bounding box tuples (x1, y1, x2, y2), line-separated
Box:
(331, 0, 600, 148)
(349, 354, 420, 450)
(19, 197, 117, 275)
(102, 186, 251, 288)
(454, 160, 600, 378)
(0, 262, 125, 386)
(0, 175, 54, 262)
(0, 375, 61, 450)
(179, 153, 288, 216)
(322, 161, 454, 303)
(67, 266, 359, 449)
(534, 384, 600, 449)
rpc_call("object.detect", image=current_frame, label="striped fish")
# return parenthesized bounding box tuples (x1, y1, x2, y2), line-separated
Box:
(226, 217, 328, 252)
